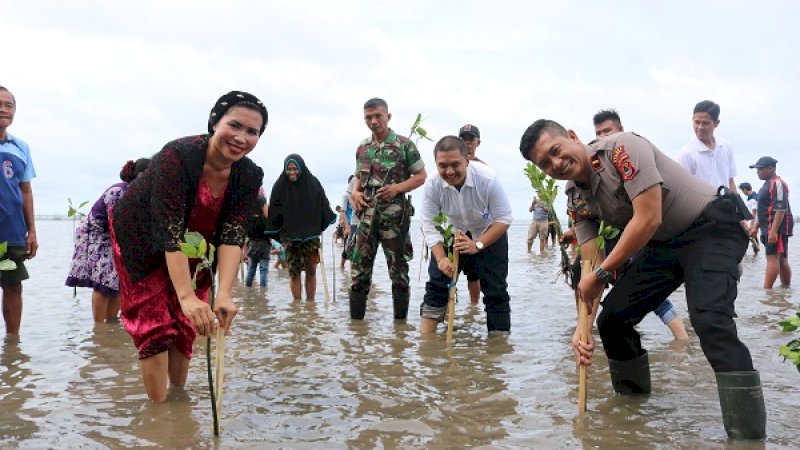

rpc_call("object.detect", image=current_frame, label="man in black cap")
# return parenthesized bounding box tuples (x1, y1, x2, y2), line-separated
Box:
(459, 124, 484, 164)
(458, 124, 486, 304)
(750, 156, 793, 288)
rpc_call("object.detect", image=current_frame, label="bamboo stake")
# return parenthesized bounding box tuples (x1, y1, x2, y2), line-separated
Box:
(318, 236, 330, 304)
(418, 226, 426, 282)
(331, 236, 336, 302)
(577, 251, 601, 414)
(446, 250, 460, 343)
(214, 325, 225, 430)
(578, 260, 591, 413)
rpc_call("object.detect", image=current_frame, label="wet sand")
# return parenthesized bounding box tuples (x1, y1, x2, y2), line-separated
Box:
(0, 220, 796, 449)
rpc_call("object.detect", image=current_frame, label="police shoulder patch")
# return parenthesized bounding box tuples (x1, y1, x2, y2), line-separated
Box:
(611, 145, 637, 181)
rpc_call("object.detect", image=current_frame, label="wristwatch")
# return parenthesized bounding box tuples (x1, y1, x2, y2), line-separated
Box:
(475, 240, 484, 252)
(594, 267, 615, 284)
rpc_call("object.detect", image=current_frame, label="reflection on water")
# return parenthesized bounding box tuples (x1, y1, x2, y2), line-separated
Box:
(0, 336, 38, 445)
(0, 220, 796, 448)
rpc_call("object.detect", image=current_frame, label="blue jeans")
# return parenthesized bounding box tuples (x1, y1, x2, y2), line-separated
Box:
(246, 255, 270, 287)
(653, 299, 677, 325)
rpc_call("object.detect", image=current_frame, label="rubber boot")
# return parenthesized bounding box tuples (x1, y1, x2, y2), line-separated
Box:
(392, 288, 410, 320)
(486, 310, 511, 333)
(715, 371, 766, 440)
(608, 352, 651, 394)
(349, 290, 367, 320)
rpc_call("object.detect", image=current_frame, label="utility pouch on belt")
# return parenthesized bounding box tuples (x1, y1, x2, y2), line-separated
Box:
(703, 187, 753, 223)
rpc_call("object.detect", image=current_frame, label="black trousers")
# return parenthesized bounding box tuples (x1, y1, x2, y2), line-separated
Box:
(597, 198, 754, 372)
(421, 233, 511, 330)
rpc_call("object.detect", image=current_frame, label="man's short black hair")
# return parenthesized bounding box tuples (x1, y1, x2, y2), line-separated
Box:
(0, 85, 15, 106)
(739, 182, 752, 191)
(519, 119, 568, 162)
(693, 100, 720, 121)
(434, 135, 468, 158)
(593, 109, 622, 127)
(363, 98, 388, 110)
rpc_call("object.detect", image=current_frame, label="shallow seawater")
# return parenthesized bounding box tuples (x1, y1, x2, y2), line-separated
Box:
(0, 220, 797, 449)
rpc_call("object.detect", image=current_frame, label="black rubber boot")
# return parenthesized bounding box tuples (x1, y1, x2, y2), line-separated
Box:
(486, 310, 511, 333)
(349, 290, 367, 320)
(392, 289, 410, 320)
(608, 352, 651, 394)
(715, 371, 766, 440)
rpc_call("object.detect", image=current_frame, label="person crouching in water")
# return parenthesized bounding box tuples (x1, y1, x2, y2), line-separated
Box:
(519, 119, 765, 440)
(419, 136, 513, 336)
(111, 91, 266, 402)
(66, 158, 150, 323)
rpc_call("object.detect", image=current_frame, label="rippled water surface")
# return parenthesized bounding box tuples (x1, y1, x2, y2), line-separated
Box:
(1, 220, 797, 449)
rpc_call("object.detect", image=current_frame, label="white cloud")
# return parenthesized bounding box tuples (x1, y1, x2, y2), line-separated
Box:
(2, 0, 798, 220)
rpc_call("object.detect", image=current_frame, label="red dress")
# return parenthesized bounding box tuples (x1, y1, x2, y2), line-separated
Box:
(111, 176, 227, 360)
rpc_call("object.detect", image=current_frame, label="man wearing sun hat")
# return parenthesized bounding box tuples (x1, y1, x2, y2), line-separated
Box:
(750, 156, 793, 288)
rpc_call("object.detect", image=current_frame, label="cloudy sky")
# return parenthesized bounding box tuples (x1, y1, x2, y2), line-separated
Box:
(4, 0, 798, 220)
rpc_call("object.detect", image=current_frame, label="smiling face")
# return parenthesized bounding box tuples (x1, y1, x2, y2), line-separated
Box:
(364, 105, 391, 141)
(692, 112, 719, 144)
(435, 148, 469, 187)
(0, 90, 16, 136)
(526, 129, 590, 184)
(209, 106, 263, 164)
(286, 162, 300, 182)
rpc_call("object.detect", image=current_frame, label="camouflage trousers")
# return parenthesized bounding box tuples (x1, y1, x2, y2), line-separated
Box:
(349, 201, 413, 295)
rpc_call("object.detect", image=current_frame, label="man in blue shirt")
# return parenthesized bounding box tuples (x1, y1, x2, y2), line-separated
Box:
(0, 86, 38, 335)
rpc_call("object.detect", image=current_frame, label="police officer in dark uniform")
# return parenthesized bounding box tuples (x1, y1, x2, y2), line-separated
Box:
(519, 119, 765, 440)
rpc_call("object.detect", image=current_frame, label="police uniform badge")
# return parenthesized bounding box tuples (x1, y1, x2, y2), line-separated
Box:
(567, 195, 592, 220)
(611, 145, 637, 181)
(590, 154, 603, 172)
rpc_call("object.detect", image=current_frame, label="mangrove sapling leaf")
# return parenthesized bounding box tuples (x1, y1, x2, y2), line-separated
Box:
(0, 242, 16, 271)
(778, 317, 800, 332)
(433, 211, 456, 260)
(67, 198, 89, 219)
(180, 243, 200, 259)
(408, 113, 434, 144)
(777, 311, 800, 373)
(596, 221, 622, 252)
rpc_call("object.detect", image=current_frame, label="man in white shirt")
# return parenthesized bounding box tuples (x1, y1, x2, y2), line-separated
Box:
(419, 136, 513, 335)
(677, 100, 737, 192)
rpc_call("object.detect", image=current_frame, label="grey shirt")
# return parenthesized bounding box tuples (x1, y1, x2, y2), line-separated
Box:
(567, 132, 716, 244)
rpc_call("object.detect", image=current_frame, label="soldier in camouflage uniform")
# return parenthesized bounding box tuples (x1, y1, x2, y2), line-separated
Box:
(349, 98, 427, 320)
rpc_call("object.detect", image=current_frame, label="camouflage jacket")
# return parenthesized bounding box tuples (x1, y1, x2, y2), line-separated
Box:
(355, 128, 424, 199)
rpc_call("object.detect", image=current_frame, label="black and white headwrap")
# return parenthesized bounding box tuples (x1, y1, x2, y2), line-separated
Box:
(207, 91, 269, 135)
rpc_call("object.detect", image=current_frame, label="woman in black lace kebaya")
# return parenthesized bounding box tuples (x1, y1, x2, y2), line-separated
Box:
(110, 91, 266, 402)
